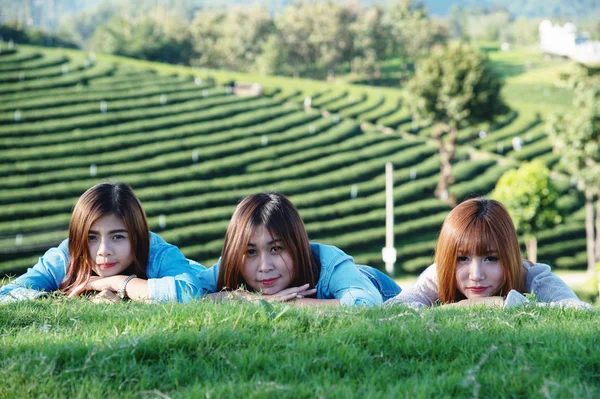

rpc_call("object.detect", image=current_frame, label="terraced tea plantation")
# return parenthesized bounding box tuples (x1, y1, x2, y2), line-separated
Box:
(0, 44, 588, 277)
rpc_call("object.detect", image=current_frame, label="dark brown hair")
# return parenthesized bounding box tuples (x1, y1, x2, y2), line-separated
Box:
(217, 193, 319, 292)
(60, 182, 149, 294)
(436, 198, 526, 303)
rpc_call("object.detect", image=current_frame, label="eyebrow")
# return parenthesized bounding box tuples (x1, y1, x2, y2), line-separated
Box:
(247, 239, 281, 247)
(457, 250, 499, 255)
(89, 229, 128, 235)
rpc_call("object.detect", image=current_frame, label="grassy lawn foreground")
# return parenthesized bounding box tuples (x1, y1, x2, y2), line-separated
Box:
(1, 299, 598, 398)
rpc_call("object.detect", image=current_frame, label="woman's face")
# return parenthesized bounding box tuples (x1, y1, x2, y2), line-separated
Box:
(241, 226, 295, 294)
(455, 250, 504, 299)
(88, 214, 134, 277)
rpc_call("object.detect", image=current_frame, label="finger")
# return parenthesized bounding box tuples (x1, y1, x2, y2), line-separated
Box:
(67, 283, 88, 298)
(297, 288, 317, 296)
(278, 284, 310, 296)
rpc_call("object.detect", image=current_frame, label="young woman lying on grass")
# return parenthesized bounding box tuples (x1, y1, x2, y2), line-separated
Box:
(385, 197, 594, 310)
(202, 192, 400, 306)
(0, 182, 203, 304)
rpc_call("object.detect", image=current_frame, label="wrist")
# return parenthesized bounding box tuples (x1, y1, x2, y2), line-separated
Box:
(117, 274, 137, 299)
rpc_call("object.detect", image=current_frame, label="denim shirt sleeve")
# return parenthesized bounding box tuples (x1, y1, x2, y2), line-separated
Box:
(145, 244, 205, 303)
(196, 261, 219, 295)
(0, 240, 68, 304)
(326, 259, 383, 307)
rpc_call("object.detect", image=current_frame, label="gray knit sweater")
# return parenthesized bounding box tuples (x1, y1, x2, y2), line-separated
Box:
(385, 262, 595, 311)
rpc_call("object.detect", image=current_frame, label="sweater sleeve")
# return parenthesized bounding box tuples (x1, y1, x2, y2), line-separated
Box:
(0, 244, 68, 304)
(523, 264, 595, 311)
(327, 259, 382, 307)
(146, 245, 205, 303)
(384, 264, 439, 308)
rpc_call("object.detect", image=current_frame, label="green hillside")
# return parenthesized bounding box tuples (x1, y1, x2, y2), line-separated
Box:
(0, 44, 588, 277)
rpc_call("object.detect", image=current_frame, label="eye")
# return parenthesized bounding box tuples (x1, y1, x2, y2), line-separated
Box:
(270, 245, 283, 253)
(457, 256, 470, 264)
(88, 234, 98, 242)
(246, 248, 257, 256)
(113, 234, 126, 240)
(485, 256, 499, 262)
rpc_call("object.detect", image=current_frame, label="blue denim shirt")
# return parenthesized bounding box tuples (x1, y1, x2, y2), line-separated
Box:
(0, 232, 203, 303)
(195, 242, 400, 306)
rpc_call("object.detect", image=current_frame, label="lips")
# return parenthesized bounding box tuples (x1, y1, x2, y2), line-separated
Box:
(260, 277, 279, 287)
(468, 287, 488, 293)
(97, 262, 117, 269)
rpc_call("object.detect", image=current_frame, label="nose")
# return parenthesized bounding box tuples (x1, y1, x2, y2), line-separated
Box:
(96, 238, 113, 258)
(257, 252, 274, 273)
(469, 258, 484, 281)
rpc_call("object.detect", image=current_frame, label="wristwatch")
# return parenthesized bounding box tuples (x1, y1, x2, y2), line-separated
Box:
(118, 274, 137, 299)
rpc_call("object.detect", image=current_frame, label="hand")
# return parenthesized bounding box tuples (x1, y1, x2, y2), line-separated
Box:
(207, 284, 317, 303)
(447, 296, 504, 308)
(68, 276, 122, 298)
(92, 289, 121, 304)
(260, 284, 317, 302)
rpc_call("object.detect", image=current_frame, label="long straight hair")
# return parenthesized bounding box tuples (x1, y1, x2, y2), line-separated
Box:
(436, 198, 526, 303)
(217, 193, 319, 293)
(60, 182, 149, 294)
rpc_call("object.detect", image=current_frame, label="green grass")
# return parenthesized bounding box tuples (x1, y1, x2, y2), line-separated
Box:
(0, 298, 598, 398)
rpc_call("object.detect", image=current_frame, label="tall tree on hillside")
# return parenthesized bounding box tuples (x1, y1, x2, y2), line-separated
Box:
(388, 0, 447, 60)
(216, 6, 274, 71)
(189, 10, 226, 68)
(276, 1, 357, 78)
(254, 33, 288, 76)
(274, 2, 315, 76)
(350, 5, 393, 79)
(548, 67, 600, 273)
(407, 42, 508, 205)
(491, 160, 562, 262)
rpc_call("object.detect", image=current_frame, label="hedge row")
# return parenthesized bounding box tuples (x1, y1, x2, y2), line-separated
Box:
(0, 85, 217, 125)
(0, 61, 116, 95)
(0, 88, 258, 139)
(0, 97, 279, 162)
(358, 100, 400, 123)
(0, 106, 301, 200)
(0, 59, 86, 84)
(0, 53, 68, 73)
(310, 89, 348, 108)
(1, 108, 316, 188)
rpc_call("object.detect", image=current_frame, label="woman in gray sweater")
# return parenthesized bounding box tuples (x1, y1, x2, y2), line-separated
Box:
(386, 198, 594, 310)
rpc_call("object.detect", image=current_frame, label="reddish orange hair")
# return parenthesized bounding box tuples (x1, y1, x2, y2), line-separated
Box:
(436, 198, 526, 303)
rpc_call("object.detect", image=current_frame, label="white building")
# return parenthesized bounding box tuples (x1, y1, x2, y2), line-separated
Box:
(539, 20, 600, 66)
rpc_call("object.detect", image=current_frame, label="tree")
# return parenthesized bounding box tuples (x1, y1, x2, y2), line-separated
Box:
(189, 10, 226, 68)
(388, 0, 447, 60)
(407, 42, 508, 205)
(547, 67, 600, 273)
(253, 33, 287, 76)
(275, 1, 358, 78)
(491, 160, 562, 262)
(350, 5, 393, 79)
(215, 6, 274, 71)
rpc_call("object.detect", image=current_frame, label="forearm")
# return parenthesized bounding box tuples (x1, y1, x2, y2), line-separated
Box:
(121, 278, 150, 302)
(87, 276, 150, 302)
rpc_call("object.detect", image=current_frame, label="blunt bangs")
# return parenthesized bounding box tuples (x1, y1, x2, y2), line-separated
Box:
(456, 217, 500, 256)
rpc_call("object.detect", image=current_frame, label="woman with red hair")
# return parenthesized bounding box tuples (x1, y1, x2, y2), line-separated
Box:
(386, 197, 593, 310)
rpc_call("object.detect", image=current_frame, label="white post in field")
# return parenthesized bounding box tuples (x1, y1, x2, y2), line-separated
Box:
(382, 162, 397, 276)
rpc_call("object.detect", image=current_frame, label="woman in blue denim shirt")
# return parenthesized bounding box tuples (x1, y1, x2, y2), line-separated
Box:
(0, 182, 202, 304)
(206, 192, 400, 306)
